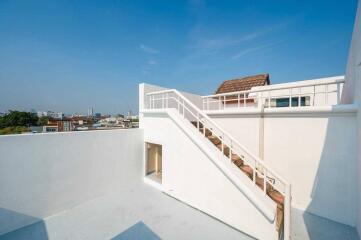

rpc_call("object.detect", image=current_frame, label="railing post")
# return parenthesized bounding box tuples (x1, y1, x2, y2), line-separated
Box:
(177, 96, 180, 112)
(221, 134, 224, 154)
(336, 83, 341, 104)
(162, 93, 165, 108)
(197, 113, 200, 130)
(244, 94, 246, 107)
(207, 98, 210, 110)
(263, 169, 267, 195)
(298, 88, 301, 107)
(152, 95, 154, 109)
(223, 96, 226, 109)
(267, 92, 271, 108)
(218, 96, 221, 110)
(313, 85, 316, 106)
(289, 88, 292, 107)
(229, 141, 232, 160)
(257, 92, 262, 108)
(149, 95, 152, 109)
(166, 93, 169, 108)
(238, 94, 240, 108)
(284, 185, 291, 240)
(253, 162, 256, 184)
(325, 85, 328, 105)
(183, 99, 185, 117)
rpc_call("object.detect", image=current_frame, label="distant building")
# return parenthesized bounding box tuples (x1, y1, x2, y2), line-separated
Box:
(43, 125, 58, 133)
(37, 111, 64, 119)
(88, 107, 94, 117)
(47, 118, 73, 132)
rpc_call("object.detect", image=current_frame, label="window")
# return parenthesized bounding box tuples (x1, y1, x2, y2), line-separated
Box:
(275, 97, 308, 107)
(146, 142, 162, 183)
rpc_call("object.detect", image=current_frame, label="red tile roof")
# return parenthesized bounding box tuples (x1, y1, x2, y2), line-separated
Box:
(215, 74, 270, 94)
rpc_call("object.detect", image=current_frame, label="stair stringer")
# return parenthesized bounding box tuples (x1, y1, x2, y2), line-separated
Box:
(142, 109, 279, 240)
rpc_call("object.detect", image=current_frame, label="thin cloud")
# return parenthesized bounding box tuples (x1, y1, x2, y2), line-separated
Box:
(191, 20, 293, 52)
(139, 44, 159, 54)
(148, 60, 157, 65)
(231, 42, 280, 60)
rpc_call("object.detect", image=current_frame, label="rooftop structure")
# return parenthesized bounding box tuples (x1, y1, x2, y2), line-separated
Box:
(215, 73, 270, 94)
(1, 2, 361, 240)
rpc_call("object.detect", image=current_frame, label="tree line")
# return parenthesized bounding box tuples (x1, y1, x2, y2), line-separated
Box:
(0, 111, 49, 135)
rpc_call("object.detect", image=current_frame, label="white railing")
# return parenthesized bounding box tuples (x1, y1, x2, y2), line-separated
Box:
(202, 78, 345, 111)
(145, 89, 291, 239)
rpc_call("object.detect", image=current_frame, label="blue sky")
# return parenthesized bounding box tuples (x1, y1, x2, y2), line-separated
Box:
(0, 0, 358, 115)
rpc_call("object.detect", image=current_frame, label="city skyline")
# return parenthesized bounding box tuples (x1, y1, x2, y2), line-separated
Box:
(0, 0, 358, 114)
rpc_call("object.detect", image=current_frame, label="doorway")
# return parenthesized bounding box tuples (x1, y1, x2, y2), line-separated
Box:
(146, 142, 162, 183)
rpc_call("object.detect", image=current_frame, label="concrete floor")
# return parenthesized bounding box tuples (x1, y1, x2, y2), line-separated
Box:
(0, 182, 253, 240)
(0, 180, 359, 240)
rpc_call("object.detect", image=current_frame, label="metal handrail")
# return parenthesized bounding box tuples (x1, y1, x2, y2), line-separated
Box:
(201, 78, 345, 111)
(202, 78, 345, 98)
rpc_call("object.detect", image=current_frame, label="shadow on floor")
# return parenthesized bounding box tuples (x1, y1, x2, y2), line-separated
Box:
(111, 221, 161, 240)
(0, 208, 48, 240)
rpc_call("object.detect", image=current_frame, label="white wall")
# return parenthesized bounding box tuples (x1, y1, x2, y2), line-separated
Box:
(207, 108, 358, 227)
(141, 110, 279, 240)
(0, 129, 143, 236)
(210, 114, 261, 156)
(343, 0, 361, 236)
(263, 111, 357, 226)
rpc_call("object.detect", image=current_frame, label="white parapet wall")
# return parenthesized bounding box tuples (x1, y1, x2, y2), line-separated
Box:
(343, 0, 361, 237)
(0, 129, 144, 236)
(207, 105, 358, 227)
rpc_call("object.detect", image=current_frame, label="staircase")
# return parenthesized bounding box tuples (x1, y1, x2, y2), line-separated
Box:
(191, 121, 285, 233)
(145, 89, 291, 240)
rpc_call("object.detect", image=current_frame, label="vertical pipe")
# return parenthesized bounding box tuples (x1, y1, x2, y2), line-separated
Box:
(284, 185, 291, 240)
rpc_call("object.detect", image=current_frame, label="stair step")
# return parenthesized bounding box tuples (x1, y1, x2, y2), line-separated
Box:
(207, 135, 221, 145)
(239, 165, 253, 178)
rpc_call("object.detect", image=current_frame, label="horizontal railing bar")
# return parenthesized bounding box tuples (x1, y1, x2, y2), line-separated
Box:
(201, 79, 344, 98)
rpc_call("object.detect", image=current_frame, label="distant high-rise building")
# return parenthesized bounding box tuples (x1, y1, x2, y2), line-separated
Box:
(88, 107, 94, 117)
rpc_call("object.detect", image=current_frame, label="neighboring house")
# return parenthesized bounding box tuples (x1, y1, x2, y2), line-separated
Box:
(214, 73, 270, 107)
